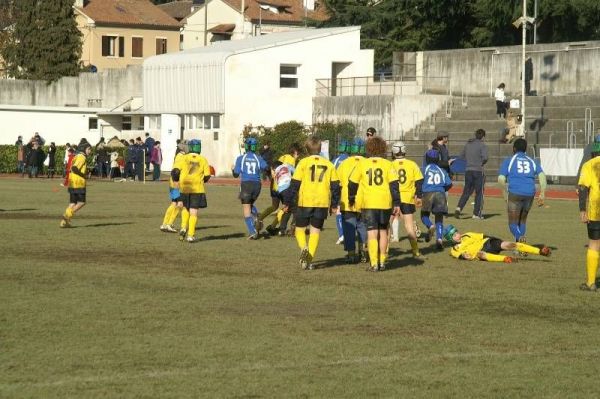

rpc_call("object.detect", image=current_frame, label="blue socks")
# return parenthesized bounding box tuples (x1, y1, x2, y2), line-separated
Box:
(336, 214, 343, 238)
(436, 222, 443, 241)
(251, 205, 258, 217)
(244, 216, 256, 235)
(421, 215, 432, 228)
(509, 223, 521, 240)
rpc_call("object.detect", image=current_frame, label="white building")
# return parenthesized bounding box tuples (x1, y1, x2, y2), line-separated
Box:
(143, 26, 373, 174)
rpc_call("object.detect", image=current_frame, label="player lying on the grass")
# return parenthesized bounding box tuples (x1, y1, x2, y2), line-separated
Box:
(443, 224, 551, 263)
(577, 140, 600, 291)
(332, 140, 350, 245)
(60, 139, 92, 228)
(232, 137, 268, 240)
(337, 138, 368, 264)
(420, 149, 452, 250)
(257, 143, 301, 232)
(390, 141, 425, 259)
(160, 147, 186, 233)
(348, 136, 400, 271)
(498, 138, 547, 243)
(175, 139, 211, 243)
(283, 137, 340, 270)
(264, 160, 296, 236)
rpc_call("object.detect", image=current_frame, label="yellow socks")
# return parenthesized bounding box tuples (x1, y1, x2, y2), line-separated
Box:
(188, 215, 198, 237)
(516, 242, 541, 255)
(295, 227, 307, 250)
(162, 204, 175, 225)
(368, 239, 379, 267)
(485, 253, 508, 262)
(587, 249, 599, 286)
(181, 208, 190, 231)
(308, 232, 320, 258)
(64, 207, 74, 220)
(409, 238, 419, 256)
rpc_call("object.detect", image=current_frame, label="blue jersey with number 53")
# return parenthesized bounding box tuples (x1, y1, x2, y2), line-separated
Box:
(422, 164, 452, 193)
(499, 152, 542, 196)
(234, 152, 267, 182)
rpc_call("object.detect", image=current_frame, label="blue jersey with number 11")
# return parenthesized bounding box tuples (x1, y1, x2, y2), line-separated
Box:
(422, 164, 451, 193)
(234, 152, 267, 182)
(499, 152, 542, 196)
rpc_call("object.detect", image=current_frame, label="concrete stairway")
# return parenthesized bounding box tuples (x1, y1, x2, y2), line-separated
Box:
(399, 94, 600, 181)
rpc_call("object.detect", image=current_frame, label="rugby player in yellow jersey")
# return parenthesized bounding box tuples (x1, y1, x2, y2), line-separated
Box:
(577, 139, 600, 291)
(60, 139, 92, 228)
(261, 143, 302, 235)
(348, 137, 401, 271)
(443, 224, 550, 263)
(283, 137, 340, 270)
(160, 147, 187, 233)
(338, 138, 368, 264)
(390, 141, 425, 259)
(172, 139, 211, 243)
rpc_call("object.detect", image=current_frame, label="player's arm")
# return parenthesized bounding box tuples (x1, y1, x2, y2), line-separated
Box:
(70, 157, 85, 178)
(497, 174, 508, 201)
(347, 165, 361, 207)
(443, 171, 453, 191)
(537, 172, 547, 203)
(232, 157, 241, 178)
(284, 179, 301, 207)
(203, 161, 211, 183)
(578, 184, 589, 223)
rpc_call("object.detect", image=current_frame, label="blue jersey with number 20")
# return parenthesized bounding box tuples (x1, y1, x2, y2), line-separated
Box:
(499, 152, 542, 196)
(234, 152, 267, 182)
(422, 164, 452, 193)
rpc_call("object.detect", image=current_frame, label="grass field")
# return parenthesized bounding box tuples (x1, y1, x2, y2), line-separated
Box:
(1, 178, 598, 398)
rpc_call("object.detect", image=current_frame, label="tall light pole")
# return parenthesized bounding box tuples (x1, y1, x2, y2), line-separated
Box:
(513, 0, 534, 137)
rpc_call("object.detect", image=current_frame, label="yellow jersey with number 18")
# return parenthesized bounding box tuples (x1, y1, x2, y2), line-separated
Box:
(392, 158, 423, 205)
(292, 155, 339, 208)
(69, 153, 87, 189)
(349, 157, 397, 210)
(578, 156, 600, 221)
(179, 153, 211, 194)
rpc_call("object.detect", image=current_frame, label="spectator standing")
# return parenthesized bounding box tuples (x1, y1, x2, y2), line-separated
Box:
(145, 133, 155, 172)
(429, 132, 452, 174)
(47, 142, 56, 178)
(259, 141, 274, 169)
(27, 142, 40, 178)
(135, 137, 145, 181)
(15, 136, 24, 174)
(150, 141, 163, 181)
(455, 129, 488, 219)
(125, 139, 136, 180)
(366, 127, 376, 140)
(37, 144, 46, 176)
(495, 83, 508, 119)
(95, 138, 108, 178)
(62, 143, 71, 178)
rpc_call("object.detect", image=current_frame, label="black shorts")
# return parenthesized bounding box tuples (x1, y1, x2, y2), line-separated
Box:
(482, 237, 503, 254)
(508, 193, 534, 215)
(68, 188, 86, 203)
(400, 202, 416, 215)
(182, 193, 207, 209)
(422, 192, 448, 214)
(295, 207, 328, 230)
(362, 208, 392, 230)
(239, 181, 261, 204)
(588, 221, 600, 240)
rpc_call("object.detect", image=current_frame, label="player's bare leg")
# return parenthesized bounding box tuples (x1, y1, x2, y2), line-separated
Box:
(402, 213, 424, 258)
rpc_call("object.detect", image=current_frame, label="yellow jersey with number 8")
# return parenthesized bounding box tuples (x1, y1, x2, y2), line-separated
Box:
(392, 158, 423, 205)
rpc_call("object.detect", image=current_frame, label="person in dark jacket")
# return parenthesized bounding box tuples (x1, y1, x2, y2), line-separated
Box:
(429, 132, 452, 175)
(27, 142, 40, 178)
(96, 138, 108, 178)
(47, 142, 57, 178)
(125, 139, 136, 180)
(455, 129, 488, 219)
(135, 137, 145, 181)
(144, 133, 155, 172)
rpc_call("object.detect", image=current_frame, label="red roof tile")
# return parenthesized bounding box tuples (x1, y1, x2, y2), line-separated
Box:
(208, 23, 236, 33)
(157, 1, 195, 21)
(223, 0, 330, 24)
(80, 0, 181, 29)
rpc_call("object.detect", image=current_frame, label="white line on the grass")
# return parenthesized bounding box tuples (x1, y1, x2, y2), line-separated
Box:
(2, 348, 600, 389)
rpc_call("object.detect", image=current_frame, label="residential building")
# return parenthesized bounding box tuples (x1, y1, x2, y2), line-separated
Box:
(180, 0, 329, 50)
(142, 26, 372, 173)
(74, 0, 181, 72)
(157, 0, 204, 22)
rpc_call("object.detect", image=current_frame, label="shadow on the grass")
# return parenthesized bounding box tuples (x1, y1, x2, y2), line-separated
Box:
(74, 222, 134, 228)
(454, 212, 502, 220)
(202, 232, 246, 241)
(200, 225, 228, 230)
(0, 208, 37, 212)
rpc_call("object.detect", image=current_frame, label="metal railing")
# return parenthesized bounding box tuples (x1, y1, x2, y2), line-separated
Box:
(315, 75, 451, 97)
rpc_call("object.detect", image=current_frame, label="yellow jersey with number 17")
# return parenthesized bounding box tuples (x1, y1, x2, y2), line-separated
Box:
(338, 155, 364, 212)
(69, 153, 87, 189)
(578, 156, 600, 221)
(292, 155, 339, 208)
(349, 157, 397, 210)
(169, 152, 186, 189)
(392, 158, 423, 205)
(179, 153, 211, 194)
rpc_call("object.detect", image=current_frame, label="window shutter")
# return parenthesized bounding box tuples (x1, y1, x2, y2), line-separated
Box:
(102, 36, 109, 56)
(119, 36, 124, 57)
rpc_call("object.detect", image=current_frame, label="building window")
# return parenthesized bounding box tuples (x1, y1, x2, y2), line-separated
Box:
(211, 115, 220, 129)
(122, 116, 132, 130)
(213, 131, 219, 141)
(280, 64, 299, 88)
(88, 117, 98, 130)
(132, 37, 143, 58)
(156, 38, 167, 55)
(148, 115, 161, 130)
(101, 35, 118, 57)
(119, 36, 125, 57)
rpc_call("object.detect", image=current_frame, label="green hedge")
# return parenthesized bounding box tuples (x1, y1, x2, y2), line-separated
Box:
(0, 145, 128, 174)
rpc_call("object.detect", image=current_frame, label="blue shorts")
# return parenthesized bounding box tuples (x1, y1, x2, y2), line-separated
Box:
(169, 187, 182, 202)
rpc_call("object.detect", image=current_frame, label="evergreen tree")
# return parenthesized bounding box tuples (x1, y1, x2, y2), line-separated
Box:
(2, 0, 82, 81)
